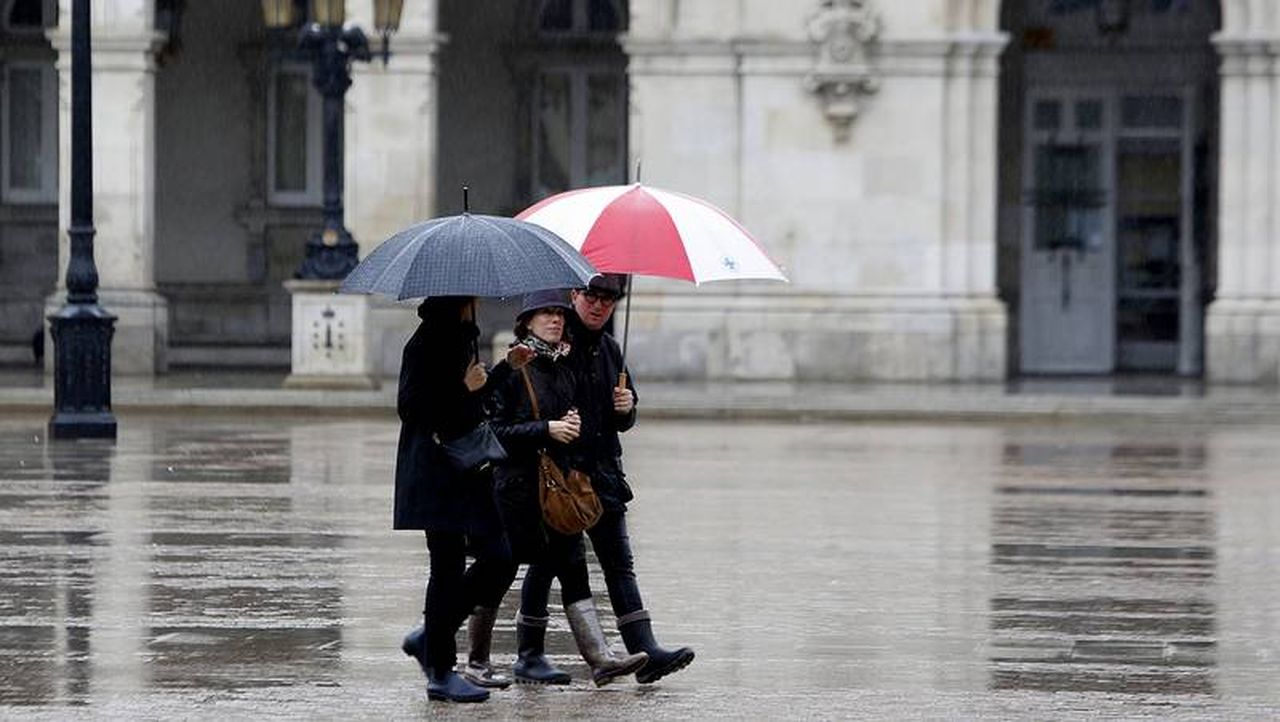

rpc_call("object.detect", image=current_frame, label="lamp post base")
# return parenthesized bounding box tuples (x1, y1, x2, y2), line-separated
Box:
(47, 303, 117, 440)
(49, 411, 118, 440)
(283, 279, 380, 390)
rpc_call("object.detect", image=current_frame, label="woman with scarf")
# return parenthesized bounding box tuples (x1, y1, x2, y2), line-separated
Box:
(487, 289, 648, 686)
(393, 296, 534, 703)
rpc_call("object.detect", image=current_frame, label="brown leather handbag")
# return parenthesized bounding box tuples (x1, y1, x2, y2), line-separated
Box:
(520, 367, 602, 535)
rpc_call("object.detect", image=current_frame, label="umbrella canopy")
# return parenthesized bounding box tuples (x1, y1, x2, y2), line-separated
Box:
(338, 213, 597, 300)
(516, 183, 787, 284)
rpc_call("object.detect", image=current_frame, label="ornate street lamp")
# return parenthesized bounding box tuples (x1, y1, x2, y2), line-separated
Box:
(262, 0, 406, 279)
(48, 0, 117, 440)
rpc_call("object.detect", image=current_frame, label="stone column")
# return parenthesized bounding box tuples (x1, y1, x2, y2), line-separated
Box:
(1206, 35, 1280, 383)
(345, 0, 442, 377)
(623, 0, 1006, 381)
(45, 0, 168, 375)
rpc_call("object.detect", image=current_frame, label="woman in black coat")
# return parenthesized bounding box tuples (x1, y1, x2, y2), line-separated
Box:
(487, 289, 647, 687)
(393, 296, 531, 704)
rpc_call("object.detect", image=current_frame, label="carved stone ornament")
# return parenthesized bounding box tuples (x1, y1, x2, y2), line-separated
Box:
(804, 0, 882, 142)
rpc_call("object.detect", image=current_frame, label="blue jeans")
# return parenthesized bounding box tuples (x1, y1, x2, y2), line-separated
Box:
(585, 509, 645, 617)
(519, 530, 592, 617)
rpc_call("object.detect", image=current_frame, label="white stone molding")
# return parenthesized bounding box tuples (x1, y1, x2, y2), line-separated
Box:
(803, 0, 882, 142)
(940, 35, 1006, 298)
(626, 36, 1003, 78)
(1206, 35, 1280, 381)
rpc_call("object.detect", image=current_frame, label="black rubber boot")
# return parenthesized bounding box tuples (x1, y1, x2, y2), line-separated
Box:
(511, 613, 571, 685)
(618, 610, 695, 684)
(426, 669, 490, 703)
(401, 625, 430, 677)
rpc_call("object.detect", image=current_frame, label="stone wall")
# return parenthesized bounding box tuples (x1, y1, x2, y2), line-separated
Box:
(623, 0, 1007, 380)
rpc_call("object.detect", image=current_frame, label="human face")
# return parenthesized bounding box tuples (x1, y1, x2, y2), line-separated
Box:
(528, 307, 565, 344)
(572, 288, 617, 331)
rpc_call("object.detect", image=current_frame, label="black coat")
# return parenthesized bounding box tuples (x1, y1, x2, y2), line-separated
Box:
(487, 354, 579, 560)
(392, 317, 507, 533)
(564, 314, 637, 511)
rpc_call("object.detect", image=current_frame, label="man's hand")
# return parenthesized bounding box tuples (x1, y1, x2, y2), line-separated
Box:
(506, 344, 536, 370)
(548, 408, 581, 443)
(613, 386, 634, 415)
(463, 361, 488, 392)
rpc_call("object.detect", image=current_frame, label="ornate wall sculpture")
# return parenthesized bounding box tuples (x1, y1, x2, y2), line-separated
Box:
(804, 0, 881, 142)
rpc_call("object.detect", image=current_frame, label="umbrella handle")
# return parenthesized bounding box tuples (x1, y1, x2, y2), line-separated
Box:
(616, 371, 627, 392)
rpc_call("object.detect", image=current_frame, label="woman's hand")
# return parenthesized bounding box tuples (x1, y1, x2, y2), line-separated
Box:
(463, 361, 488, 392)
(547, 408, 580, 443)
(506, 344, 536, 370)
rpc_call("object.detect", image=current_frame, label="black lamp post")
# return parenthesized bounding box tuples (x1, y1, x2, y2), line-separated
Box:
(263, 0, 405, 280)
(48, 0, 117, 440)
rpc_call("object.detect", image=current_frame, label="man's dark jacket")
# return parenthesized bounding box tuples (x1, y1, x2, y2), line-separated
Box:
(565, 313, 638, 511)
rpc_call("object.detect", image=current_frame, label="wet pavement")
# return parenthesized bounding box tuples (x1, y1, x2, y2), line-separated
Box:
(2, 411, 1279, 719)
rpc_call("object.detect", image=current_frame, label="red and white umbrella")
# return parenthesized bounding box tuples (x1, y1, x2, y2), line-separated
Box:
(516, 183, 787, 284)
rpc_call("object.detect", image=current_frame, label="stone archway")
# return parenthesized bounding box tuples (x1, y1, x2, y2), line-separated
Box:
(994, 0, 1227, 377)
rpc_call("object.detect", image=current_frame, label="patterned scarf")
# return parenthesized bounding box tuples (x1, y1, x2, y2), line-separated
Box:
(520, 334, 571, 361)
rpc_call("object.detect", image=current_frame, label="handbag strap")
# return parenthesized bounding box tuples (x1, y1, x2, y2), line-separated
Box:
(519, 366, 541, 420)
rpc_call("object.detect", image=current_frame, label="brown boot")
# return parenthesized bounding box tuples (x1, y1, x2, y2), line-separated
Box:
(459, 607, 511, 689)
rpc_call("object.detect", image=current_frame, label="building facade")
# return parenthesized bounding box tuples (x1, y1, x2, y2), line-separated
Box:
(2, 0, 1278, 383)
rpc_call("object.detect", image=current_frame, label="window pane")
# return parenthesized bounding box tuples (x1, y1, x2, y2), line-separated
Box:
(1049, 0, 1096, 15)
(1032, 143, 1104, 252)
(588, 0, 621, 31)
(1121, 96, 1182, 129)
(7, 68, 44, 191)
(1075, 99, 1103, 130)
(540, 0, 573, 31)
(586, 73, 624, 185)
(8, 0, 44, 27)
(537, 73, 571, 193)
(274, 72, 310, 193)
(1151, 0, 1190, 14)
(1033, 100, 1061, 131)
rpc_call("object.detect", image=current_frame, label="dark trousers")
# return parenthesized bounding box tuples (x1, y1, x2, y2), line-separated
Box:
(424, 529, 516, 672)
(585, 509, 645, 617)
(520, 530, 592, 617)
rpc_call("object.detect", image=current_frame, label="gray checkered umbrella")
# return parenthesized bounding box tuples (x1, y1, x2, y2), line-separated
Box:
(338, 213, 597, 300)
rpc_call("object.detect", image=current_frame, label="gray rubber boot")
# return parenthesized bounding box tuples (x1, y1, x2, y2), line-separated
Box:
(564, 598, 648, 687)
(460, 607, 511, 689)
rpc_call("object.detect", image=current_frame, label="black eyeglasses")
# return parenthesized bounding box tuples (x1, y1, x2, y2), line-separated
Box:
(582, 290, 618, 306)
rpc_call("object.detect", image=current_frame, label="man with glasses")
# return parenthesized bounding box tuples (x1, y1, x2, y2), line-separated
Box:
(563, 273, 695, 684)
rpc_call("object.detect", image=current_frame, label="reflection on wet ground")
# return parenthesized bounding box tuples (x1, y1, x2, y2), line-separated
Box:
(1, 413, 1279, 718)
(992, 440, 1216, 696)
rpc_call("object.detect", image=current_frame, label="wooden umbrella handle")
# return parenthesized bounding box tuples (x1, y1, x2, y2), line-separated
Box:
(616, 371, 628, 392)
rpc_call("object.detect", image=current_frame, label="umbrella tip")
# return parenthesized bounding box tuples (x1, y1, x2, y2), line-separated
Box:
(462, 185, 470, 213)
